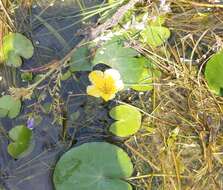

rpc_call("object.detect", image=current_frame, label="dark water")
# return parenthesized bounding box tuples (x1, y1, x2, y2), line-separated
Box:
(0, 1, 117, 189)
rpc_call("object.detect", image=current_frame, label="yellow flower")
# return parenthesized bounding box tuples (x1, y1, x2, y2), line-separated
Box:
(87, 69, 124, 101)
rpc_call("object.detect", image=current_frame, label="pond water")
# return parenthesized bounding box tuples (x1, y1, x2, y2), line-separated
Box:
(0, 1, 118, 189)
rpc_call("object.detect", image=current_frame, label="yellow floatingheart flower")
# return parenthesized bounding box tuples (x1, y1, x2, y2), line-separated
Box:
(87, 69, 124, 101)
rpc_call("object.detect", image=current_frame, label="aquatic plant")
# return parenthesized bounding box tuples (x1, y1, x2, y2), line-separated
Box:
(53, 142, 133, 190)
(7, 125, 33, 159)
(1, 33, 34, 67)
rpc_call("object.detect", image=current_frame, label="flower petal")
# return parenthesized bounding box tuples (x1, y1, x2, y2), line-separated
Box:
(86, 85, 101, 97)
(104, 75, 117, 93)
(104, 69, 121, 81)
(101, 93, 116, 101)
(87, 69, 124, 101)
(115, 80, 124, 91)
(88, 70, 104, 88)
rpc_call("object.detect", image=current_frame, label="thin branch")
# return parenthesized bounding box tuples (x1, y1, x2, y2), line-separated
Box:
(89, 0, 141, 40)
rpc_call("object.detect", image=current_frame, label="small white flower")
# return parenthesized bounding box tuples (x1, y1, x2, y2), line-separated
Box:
(160, 0, 171, 13)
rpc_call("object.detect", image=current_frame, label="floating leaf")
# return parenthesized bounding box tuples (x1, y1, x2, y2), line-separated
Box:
(93, 37, 147, 84)
(2, 33, 34, 67)
(140, 26, 170, 47)
(205, 51, 223, 95)
(0, 109, 7, 118)
(7, 125, 33, 159)
(109, 105, 142, 137)
(0, 95, 21, 118)
(6, 51, 22, 67)
(53, 142, 133, 190)
(69, 46, 92, 72)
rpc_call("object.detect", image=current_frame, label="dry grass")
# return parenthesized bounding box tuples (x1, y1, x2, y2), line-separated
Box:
(0, 0, 16, 91)
(126, 1, 223, 189)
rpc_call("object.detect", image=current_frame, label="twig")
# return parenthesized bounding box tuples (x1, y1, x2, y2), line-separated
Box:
(89, 0, 141, 39)
(125, 142, 161, 171)
(181, 0, 223, 8)
(128, 173, 192, 180)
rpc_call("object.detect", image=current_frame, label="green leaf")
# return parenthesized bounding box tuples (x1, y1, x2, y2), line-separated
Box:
(2, 33, 34, 67)
(0, 109, 7, 118)
(130, 69, 153, 91)
(132, 64, 161, 91)
(205, 51, 223, 95)
(53, 142, 133, 190)
(108, 0, 118, 4)
(61, 70, 72, 81)
(69, 46, 92, 72)
(0, 95, 21, 118)
(21, 72, 33, 82)
(7, 125, 33, 159)
(109, 105, 142, 137)
(6, 51, 22, 67)
(93, 37, 147, 84)
(140, 26, 170, 47)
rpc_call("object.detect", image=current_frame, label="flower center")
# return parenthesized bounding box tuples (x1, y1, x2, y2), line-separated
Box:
(99, 76, 116, 94)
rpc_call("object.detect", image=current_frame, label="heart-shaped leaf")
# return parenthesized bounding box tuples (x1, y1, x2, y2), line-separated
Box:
(140, 26, 170, 47)
(69, 46, 92, 72)
(0, 95, 21, 118)
(53, 142, 133, 190)
(7, 125, 33, 159)
(2, 33, 34, 67)
(109, 105, 142, 137)
(92, 37, 147, 84)
(205, 51, 223, 95)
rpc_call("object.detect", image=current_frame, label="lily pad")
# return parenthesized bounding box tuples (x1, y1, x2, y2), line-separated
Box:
(93, 37, 147, 84)
(109, 105, 142, 137)
(69, 46, 92, 72)
(205, 51, 223, 95)
(140, 26, 170, 47)
(53, 142, 133, 190)
(7, 125, 33, 159)
(2, 33, 34, 67)
(0, 95, 21, 118)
